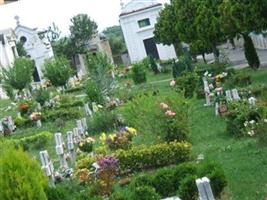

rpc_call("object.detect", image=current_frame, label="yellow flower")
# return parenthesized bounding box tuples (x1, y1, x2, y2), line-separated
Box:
(127, 127, 137, 135)
(100, 133, 107, 144)
(110, 134, 116, 141)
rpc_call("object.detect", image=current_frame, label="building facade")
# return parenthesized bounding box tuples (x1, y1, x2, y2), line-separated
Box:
(15, 24, 54, 82)
(119, 0, 177, 63)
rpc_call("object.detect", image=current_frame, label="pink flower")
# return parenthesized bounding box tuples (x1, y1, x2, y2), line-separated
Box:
(165, 110, 176, 117)
(170, 80, 176, 87)
(160, 103, 169, 109)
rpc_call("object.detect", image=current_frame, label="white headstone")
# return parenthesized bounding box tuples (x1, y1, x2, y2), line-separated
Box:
(84, 103, 92, 116)
(225, 90, 233, 102)
(203, 77, 211, 106)
(37, 120, 42, 128)
(215, 102, 219, 116)
(248, 97, 256, 106)
(92, 102, 99, 113)
(39, 150, 55, 186)
(196, 177, 215, 200)
(232, 89, 241, 101)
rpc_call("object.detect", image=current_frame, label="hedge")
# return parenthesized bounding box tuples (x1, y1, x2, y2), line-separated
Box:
(43, 108, 81, 121)
(115, 141, 192, 173)
(127, 161, 227, 200)
(10, 131, 52, 150)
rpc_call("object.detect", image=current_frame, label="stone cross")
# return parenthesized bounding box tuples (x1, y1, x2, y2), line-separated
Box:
(39, 150, 55, 186)
(84, 103, 92, 116)
(248, 97, 256, 106)
(225, 90, 233, 102)
(196, 177, 215, 200)
(81, 118, 88, 135)
(232, 89, 241, 101)
(54, 133, 68, 168)
(36, 120, 42, 128)
(73, 127, 81, 144)
(92, 102, 99, 113)
(66, 131, 76, 163)
(203, 77, 211, 106)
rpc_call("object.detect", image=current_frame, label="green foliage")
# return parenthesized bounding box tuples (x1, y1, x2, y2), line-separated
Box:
(87, 110, 120, 134)
(115, 141, 192, 173)
(86, 53, 116, 98)
(76, 155, 96, 170)
(65, 86, 84, 94)
(149, 56, 160, 74)
(118, 92, 189, 140)
(225, 102, 265, 137)
(127, 161, 226, 199)
(2, 83, 15, 101)
(154, 3, 182, 55)
(14, 116, 30, 128)
(131, 62, 147, 84)
(176, 72, 200, 98)
(43, 107, 81, 122)
(0, 143, 48, 200)
(85, 79, 104, 104)
(69, 14, 98, 53)
(43, 56, 73, 87)
(177, 175, 198, 200)
(16, 41, 27, 57)
(103, 25, 127, 56)
(243, 34, 260, 69)
(172, 53, 193, 78)
(1, 57, 33, 91)
(130, 186, 161, 200)
(232, 72, 252, 87)
(11, 131, 52, 150)
(34, 89, 50, 106)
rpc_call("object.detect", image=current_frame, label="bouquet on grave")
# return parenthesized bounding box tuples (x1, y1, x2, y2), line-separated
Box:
(79, 137, 95, 153)
(29, 112, 42, 121)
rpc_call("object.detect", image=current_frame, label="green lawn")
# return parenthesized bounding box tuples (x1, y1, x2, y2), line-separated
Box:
(190, 100, 267, 200)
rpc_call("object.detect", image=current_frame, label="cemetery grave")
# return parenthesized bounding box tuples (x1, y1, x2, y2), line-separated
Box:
(0, 53, 266, 200)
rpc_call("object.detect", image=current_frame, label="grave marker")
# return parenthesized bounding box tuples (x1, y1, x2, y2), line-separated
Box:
(67, 131, 76, 163)
(39, 150, 55, 186)
(55, 133, 68, 168)
(196, 177, 215, 200)
(232, 89, 241, 101)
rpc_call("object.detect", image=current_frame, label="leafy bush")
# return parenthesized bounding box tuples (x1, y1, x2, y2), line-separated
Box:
(232, 72, 252, 87)
(59, 100, 84, 109)
(0, 57, 33, 91)
(76, 156, 96, 169)
(88, 110, 120, 134)
(127, 161, 226, 199)
(175, 72, 200, 98)
(11, 131, 53, 150)
(0, 143, 48, 200)
(14, 116, 30, 128)
(177, 175, 198, 200)
(225, 102, 265, 137)
(172, 54, 193, 78)
(43, 56, 73, 87)
(132, 62, 147, 84)
(118, 92, 189, 141)
(35, 89, 50, 106)
(130, 186, 161, 200)
(43, 107, 81, 121)
(85, 79, 104, 104)
(148, 56, 160, 74)
(115, 141, 192, 173)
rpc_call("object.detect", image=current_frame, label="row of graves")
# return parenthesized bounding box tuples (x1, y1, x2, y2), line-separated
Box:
(202, 71, 257, 116)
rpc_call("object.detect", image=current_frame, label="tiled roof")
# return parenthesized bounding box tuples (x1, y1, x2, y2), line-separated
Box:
(120, 3, 162, 17)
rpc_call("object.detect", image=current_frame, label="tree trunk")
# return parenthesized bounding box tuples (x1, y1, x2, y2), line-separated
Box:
(212, 44, 219, 62)
(174, 42, 184, 57)
(243, 34, 260, 70)
(202, 53, 207, 64)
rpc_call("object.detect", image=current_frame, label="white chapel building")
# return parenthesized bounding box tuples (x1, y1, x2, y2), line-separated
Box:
(15, 19, 54, 82)
(119, 0, 177, 63)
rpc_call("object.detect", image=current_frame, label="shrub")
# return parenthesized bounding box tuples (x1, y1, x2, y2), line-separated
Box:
(257, 121, 267, 145)
(43, 56, 73, 87)
(35, 89, 50, 106)
(177, 175, 198, 200)
(172, 54, 193, 78)
(225, 72, 252, 88)
(85, 79, 104, 105)
(243, 34, 260, 69)
(59, 100, 84, 109)
(132, 62, 147, 84)
(148, 56, 160, 74)
(175, 72, 199, 98)
(43, 107, 81, 121)
(0, 143, 48, 200)
(130, 186, 161, 200)
(11, 131, 53, 150)
(115, 141, 192, 173)
(225, 102, 265, 137)
(14, 116, 30, 128)
(0, 57, 33, 91)
(88, 110, 120, 134)
(76, 156, 96, 170)
(65, 86, 84, 94)
(118, 92, 189, 141)
(127, 161, 226, 200)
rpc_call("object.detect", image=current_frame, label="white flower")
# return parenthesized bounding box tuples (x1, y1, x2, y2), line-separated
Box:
(264, 119, 267, 123)
(208, 74, 212, 77)
(249, 120, 255, 124)
(248, 130, 255, 137)
(244, 121, 248, 127)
